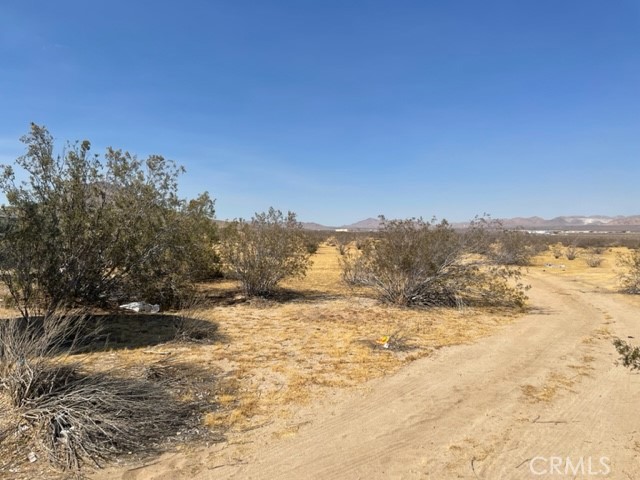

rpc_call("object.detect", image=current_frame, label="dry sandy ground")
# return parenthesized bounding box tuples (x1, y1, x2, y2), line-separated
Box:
(93, 263, 640, 479)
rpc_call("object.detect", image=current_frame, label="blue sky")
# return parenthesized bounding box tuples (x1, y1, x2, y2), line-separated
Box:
(1, 1, 638, 225)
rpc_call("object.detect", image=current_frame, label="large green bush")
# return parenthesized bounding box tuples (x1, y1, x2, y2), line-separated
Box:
(0, 124, 219, 315)
(220, 208, 311, 296)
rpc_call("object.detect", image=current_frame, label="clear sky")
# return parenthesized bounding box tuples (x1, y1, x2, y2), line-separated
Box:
(1, 1, 638, 225)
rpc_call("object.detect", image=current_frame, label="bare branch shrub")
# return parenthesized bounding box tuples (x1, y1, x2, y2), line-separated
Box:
(341, 217, 527, 308)
(565, 245, 578, 260)
(618, 249, 640, 294)
(220, 208, 311, 296)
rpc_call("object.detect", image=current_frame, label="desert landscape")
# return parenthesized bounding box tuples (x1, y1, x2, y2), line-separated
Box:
(2, 227, 640, 479)
(92, 243, 640, 480)
(2, 2, 638, 479)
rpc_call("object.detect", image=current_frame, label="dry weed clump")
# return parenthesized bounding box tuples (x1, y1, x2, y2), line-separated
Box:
(584, 251, 603, 268)
(0, 312, 210, 474)
(565, 245, 579, 260)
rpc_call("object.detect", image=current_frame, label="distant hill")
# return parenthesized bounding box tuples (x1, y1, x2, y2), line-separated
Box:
(608, 215, 640, 226)
(299, 215, 640, 232)
(500, 215, 640, 228)
(342, 218, 382, 230)
(301, 222, 334, 231)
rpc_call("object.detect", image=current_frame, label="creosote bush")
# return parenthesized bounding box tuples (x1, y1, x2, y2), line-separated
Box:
(341, 217, 528, 308)
(220, 208, 311, 296)
(490, 228, 545, 266)
(618, 249, 640, 294)
(0, 124, 219, 315)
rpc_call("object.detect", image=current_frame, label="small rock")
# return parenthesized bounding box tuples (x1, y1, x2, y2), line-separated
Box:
(28, 452, 37, 463)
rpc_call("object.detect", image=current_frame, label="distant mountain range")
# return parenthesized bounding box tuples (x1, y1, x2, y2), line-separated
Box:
(301, 215, 640, 231)
(498, 215, 640, 228)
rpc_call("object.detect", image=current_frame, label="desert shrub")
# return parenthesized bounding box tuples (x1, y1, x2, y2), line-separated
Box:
(584, 250, 603, 268)
(220, 208, 311, 296)
(618, 249, 640, 294)
(0, 124, 219, 315)
(303, 230, 331, 251)
(551, 243, 564, 259)
(354, 238, 367, 250)
(337, 242, 348, 256)
(341, 217, 527, 308)
(490, 229, 544, 266)
(613, 338, 640, 370)
(0, 312, 198, 472)
(565, 245, 578, 260)
(325, 235, 339, 247)
(303, 234, 320, 255)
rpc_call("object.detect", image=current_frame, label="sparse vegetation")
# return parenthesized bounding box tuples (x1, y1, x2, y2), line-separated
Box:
(220, 208, 311, 296)
(618, 249, 640, 294)
(341, 217, 528, 308)
(1, 125, 639, 478)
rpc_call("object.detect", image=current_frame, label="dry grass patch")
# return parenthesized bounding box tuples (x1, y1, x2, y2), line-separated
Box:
(521, 372, 576, 403)
(534, 247, 629, 292)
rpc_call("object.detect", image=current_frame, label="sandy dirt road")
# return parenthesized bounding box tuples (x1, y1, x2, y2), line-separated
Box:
(99, 271, 640, 480)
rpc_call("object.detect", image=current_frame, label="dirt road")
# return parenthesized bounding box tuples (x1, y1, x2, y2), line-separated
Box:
(100, 271, 640, 479)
